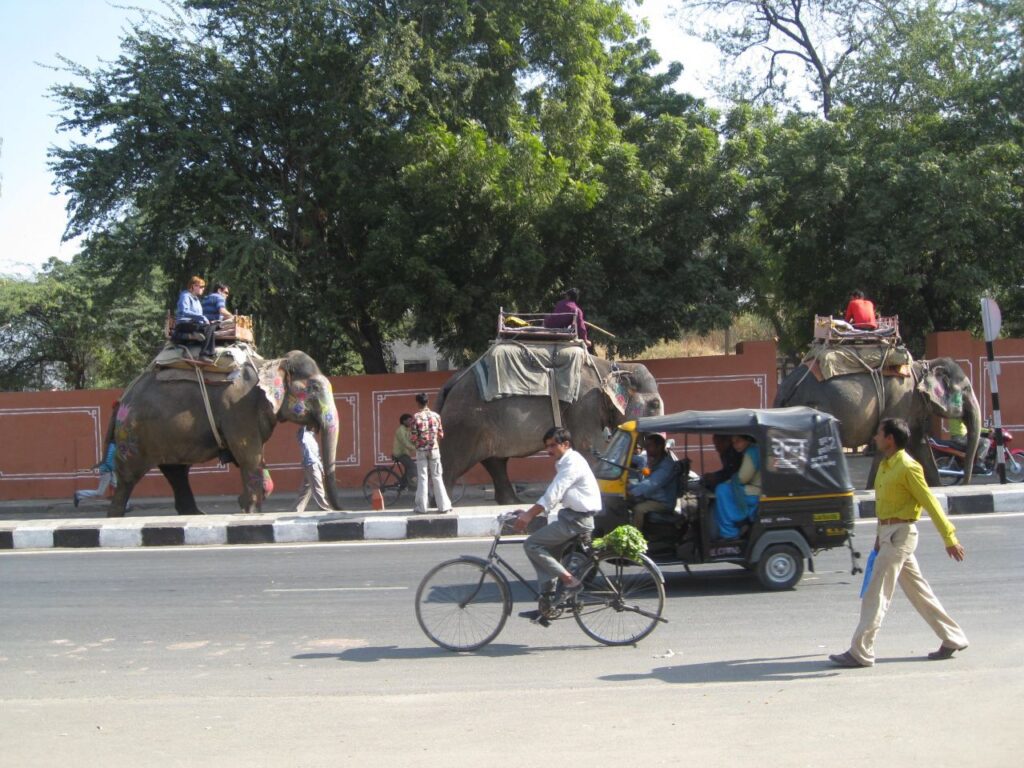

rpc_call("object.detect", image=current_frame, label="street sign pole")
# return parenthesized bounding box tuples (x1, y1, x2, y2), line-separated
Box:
(981, 297, 1005, 484)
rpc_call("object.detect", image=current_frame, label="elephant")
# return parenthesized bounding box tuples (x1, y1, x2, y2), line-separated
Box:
(774, 356, 980, 488)
(437, 357, 664, 504)
(108, 350, 343, 516)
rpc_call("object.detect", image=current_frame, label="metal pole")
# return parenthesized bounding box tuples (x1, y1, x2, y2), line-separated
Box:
(985, 342, 1006, 484)
(981, 297, 1006, 484)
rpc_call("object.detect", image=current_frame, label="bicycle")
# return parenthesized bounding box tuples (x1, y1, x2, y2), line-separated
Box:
(415, 511, 667, 651)
(361, 458, 466, 507)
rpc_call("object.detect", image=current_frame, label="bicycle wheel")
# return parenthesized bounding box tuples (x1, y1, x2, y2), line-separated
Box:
(362, 467, 403, 506)
(415, 558, 511, 652)
(935, 455, 963, 486)
(574, 552, 665, 646)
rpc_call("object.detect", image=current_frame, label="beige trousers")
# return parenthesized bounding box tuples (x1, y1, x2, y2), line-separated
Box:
(296, 463, 331, 513)
(849, 522, 968, 665)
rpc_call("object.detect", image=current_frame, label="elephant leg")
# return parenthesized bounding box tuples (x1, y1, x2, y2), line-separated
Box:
(237, 464, 265, 514)
(108, 480, 135, 518)
(482, 457, 519, 504)
(159, 464, 204, 515)
(866, 452, 882, 490)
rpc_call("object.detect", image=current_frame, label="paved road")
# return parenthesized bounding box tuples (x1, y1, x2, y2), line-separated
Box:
(2, 513, 1022, 767)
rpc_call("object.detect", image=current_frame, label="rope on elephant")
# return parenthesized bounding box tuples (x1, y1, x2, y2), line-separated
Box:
(193, 363, 227, 450)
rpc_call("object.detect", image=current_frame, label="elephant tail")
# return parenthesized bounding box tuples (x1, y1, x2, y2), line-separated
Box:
(774, 365, 812, 408)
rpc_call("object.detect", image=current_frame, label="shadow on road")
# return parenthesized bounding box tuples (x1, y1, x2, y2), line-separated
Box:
(294, 641, 600, 662)
(601, 654, 842, 683)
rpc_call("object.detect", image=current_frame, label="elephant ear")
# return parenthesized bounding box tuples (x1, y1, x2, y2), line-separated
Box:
(602, 371, 630, 416)
(257, 359, 289, 414)
(917, 362, 958, 416)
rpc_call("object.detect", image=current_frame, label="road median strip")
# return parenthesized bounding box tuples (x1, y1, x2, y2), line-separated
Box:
(0, 487, 1017, 550)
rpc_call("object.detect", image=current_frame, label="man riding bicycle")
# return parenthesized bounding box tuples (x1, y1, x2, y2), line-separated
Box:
(513, 427, 602, 621)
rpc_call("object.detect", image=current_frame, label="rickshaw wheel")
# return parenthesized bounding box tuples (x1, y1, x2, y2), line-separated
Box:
(756, 544, 804, 590)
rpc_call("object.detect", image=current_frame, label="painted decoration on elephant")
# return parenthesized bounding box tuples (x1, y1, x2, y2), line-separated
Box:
(602, 373, 630, 415)
(114, 402, 139, 459)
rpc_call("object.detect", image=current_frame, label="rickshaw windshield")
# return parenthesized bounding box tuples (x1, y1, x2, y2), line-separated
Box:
(593, 429, 634, 480)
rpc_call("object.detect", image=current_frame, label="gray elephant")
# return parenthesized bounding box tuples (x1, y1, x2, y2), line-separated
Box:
(109, 350, 342, 516)
(438, 357, 664, 504)
(774, 356, 980, 487)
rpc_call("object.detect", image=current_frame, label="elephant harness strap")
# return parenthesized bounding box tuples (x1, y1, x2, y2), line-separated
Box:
(193, 364, 228, 452)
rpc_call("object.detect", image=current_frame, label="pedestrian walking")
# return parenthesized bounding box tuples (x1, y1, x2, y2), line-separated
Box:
(829, 417, 969, 668)
(74, 441, 117, 507)
(295, 424, 331, 513)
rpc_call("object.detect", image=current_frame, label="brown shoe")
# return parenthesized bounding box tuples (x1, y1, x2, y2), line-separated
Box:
(928, 644, 966, 660)
(828, 651, 869, 668)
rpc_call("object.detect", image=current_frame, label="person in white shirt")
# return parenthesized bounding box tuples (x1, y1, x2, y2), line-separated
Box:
(513, 427, 602, 607)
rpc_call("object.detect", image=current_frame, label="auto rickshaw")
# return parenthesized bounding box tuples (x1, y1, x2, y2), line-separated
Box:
(593, 407, 860, 590)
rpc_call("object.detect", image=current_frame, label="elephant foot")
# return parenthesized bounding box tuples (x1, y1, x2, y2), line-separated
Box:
(493, 488, 522, 505)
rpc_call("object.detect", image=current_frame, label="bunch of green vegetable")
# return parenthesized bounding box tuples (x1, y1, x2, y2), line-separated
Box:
(592, 525, 648, 560)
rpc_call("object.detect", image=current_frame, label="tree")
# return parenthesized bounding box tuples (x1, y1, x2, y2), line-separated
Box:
(675, 0, 901, 119)
(0, 259, 165, 390)
(52, 0, 693, 372)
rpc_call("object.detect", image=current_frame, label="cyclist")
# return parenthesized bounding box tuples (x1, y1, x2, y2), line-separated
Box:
(392, 413, 417, 488)
(513, 427, 602, 620)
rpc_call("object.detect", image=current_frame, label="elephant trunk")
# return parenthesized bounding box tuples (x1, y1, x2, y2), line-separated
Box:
(317, 383, 344, 510)
(961, 386, 982, 485)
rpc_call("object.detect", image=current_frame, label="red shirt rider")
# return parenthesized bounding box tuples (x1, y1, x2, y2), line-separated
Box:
(845, 290, 878, 330)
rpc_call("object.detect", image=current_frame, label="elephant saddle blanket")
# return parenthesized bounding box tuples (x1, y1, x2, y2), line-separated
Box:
(803, 342, 913, 382)
(472, 340, 587, 403)
(150, 342, 255, 383)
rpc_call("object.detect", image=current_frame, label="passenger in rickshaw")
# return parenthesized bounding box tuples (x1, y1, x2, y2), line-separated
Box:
(626, 433, 678, 530)
(713, 434, 761, 539)
(701, 433, 743, 490)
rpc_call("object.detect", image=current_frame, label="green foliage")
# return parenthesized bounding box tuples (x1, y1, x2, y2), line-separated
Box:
(54, 0, 735, 373)
(0, 260, 165, 390)
(592, 524, 648, 560)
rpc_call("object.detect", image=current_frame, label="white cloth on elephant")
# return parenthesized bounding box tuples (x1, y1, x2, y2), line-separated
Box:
(414, 447, 451, 513)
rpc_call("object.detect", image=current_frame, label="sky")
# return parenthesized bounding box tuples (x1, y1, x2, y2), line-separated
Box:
(0, 0, 717, 279)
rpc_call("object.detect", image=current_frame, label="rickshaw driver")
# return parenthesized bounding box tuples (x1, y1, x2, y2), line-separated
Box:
(626, 433, 678, 530)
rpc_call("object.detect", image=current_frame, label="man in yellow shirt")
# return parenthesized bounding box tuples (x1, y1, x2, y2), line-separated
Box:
(829, 417, 969, 668)
(392, 413, 417, 488)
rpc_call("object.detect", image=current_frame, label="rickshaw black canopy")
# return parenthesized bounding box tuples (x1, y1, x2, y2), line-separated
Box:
(635, 407, 853, 497)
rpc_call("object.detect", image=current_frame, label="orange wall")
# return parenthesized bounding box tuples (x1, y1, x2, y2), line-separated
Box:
(2, 340, 776, 502)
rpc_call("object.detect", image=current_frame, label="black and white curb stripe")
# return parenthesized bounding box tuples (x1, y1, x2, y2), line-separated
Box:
(1, 488, 1021, 550)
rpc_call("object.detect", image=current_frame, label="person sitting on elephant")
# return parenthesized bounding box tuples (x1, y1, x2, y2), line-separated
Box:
(393, 413, 417, 489)
(513, 426, 602, 621)
(627, 433, 678, 530)
(174, 275, 217, 361)
(543, 286, 592, 350)
(844, 289, 878, 331)
(702, 433, 743, 490)
(202, 282, 233, 322)
(713, 434, 761, 540)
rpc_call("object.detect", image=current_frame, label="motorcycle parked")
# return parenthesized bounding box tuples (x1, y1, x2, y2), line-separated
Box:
(929, 428, 1024, 485)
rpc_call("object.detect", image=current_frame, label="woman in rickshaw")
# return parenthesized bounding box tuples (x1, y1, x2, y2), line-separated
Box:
(714, 434, 761, 539)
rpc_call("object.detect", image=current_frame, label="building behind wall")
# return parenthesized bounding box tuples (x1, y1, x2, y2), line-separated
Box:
(390, 340, 452, 373)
